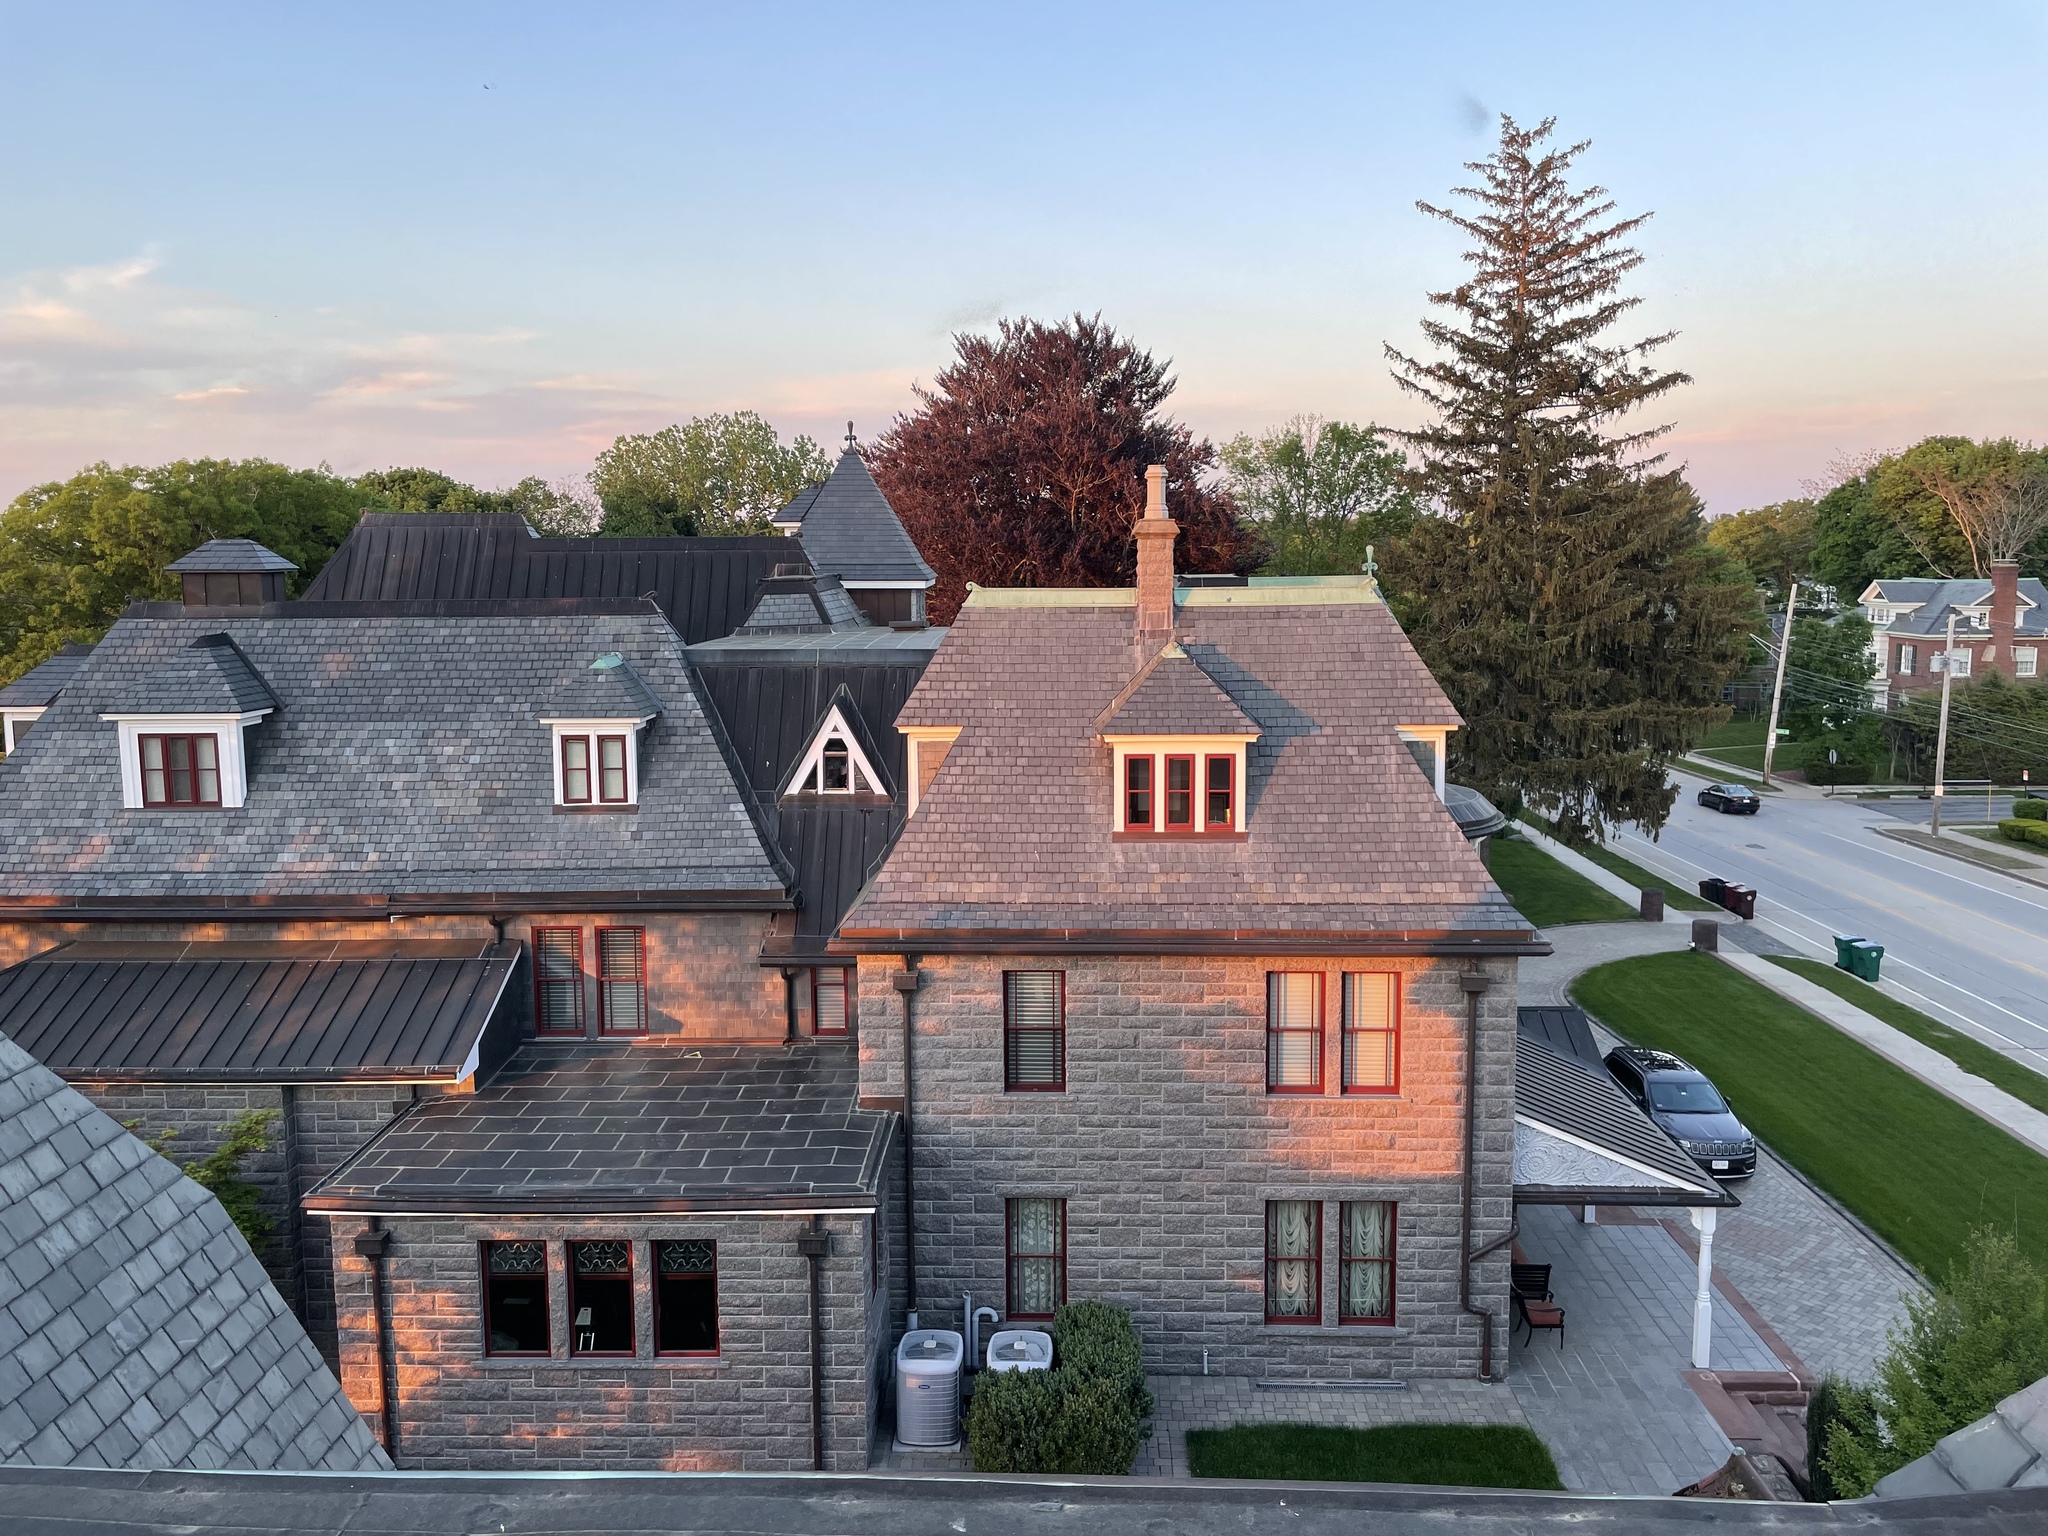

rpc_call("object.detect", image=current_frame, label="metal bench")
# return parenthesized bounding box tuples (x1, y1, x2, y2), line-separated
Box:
(1512, 1262, 1565, 1348)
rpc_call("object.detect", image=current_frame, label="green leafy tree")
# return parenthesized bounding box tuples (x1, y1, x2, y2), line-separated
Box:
(1823, 1227, 2048, 1496)
(1810, 438, 2048, 595)
(352, 466, 511, 513)
(507, 475, 599, 536)
(1220, 416, 1418, 576)
(1704, 499, 1815, 599)
(0, 459, 378, 683)
(1890, 670, 2048, 785)
(132, 1108, 280, 1252)
(591, 411, 829, 537)
(1783, 611, 1879, 758)
(1382, 116, 1755, 841)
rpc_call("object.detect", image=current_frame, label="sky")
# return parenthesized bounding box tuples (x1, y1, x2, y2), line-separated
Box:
(3, 1, 2046, 517)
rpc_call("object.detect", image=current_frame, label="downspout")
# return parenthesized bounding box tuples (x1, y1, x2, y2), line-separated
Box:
(1458, 968, 1502, 1381)
(796, 1218, 831, 1470)
(782, 966, 801, 1044)
(893, 958, 923, 1316)
(353, 1218, 399, 1461)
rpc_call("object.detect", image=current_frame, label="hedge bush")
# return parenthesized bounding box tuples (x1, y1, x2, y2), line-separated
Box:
(965, 1302, 1153, 1475)
(2013, 796, 2048, 820)
(1998, 819, 2048, 848)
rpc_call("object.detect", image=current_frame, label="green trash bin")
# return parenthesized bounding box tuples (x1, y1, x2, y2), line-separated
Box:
(1833, 935, 1865, 972)
(1852, 941, 1884, 983)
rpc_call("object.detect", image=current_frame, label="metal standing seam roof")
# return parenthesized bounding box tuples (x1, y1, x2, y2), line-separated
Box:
(0, 645, 95, 710)
(774, 450, 935, 587)
(1513, 1037, 1735, 1207)
(0, 1029, 390, 1471)
(303, 1040, 895, 1215)
(0, 942, 519, 1081)
(1515, 1005, 1603, 1068)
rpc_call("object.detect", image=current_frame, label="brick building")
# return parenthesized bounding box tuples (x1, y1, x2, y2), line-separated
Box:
(1862, 562, 2047, 705)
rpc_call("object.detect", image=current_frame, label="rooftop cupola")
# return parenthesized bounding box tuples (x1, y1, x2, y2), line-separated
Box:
(166, 539, 297, 608)
(1135, 464, 1178, 639)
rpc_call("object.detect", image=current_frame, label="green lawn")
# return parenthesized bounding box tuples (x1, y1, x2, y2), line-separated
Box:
(1186, 1423, 1564, 1490)
(1571, 951, 2048, 1278)
(1487, 833, 1638, 927)
(1518, 817, 1716, 912)
(1770, 956, 2048, 1119)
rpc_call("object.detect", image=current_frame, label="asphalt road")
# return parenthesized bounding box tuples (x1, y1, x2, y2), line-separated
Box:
(1609, 769, 2048, 1074)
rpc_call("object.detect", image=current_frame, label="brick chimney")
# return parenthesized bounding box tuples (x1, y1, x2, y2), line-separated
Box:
(1135, 464, 1178, 638)
(1991, 560, 2019, 673)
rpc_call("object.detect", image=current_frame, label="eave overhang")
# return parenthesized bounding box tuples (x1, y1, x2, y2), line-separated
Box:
(0, 888, 795, 922)
(830, 926, 1550, 958)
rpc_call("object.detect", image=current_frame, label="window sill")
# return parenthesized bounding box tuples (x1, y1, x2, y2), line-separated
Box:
(472, 1354, 725, 1369)
(1113, 830, 1247, 842)
(555, 803, 639, 815)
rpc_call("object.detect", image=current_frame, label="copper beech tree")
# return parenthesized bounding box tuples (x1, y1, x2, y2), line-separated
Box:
(868, 314, 1262, 623)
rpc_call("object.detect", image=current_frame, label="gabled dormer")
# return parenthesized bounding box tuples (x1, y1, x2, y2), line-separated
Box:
(100, 633, 278, 809)
(1097, 642, 1260, 838)
(539, 652, 661, 810)
(780, 688, 891, 799)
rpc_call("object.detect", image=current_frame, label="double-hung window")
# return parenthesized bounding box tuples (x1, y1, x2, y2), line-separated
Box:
(1341, 973, 1399, 1093)
(1205, 756, 1234, 828)
(482, 1241, 550, 1356)
(139, 733, 220, 808)
(596, 926, 647, 1036)
(813, 967, 851, 1035)
(569, 1241, 633, 1355)
(1265, 1200, 1321, 1323)
(1339, 1202, 1396, 1325)
(2018, 647, 2039, 679)
(1897, 643, 1916, 676)
(1124, 755, 1153, 830)
(1004, 971, 1065, 1091)
(561, 733, 629, 804)
(1266, 972, 1323, 1092)
(534, 927, 585, 1037)
(655, 1240, 719, 1356)
(1164, 754, 1195, 829)
(1006, 1198, 1066, 1319)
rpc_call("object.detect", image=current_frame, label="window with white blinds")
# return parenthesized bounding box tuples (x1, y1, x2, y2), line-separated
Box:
(1267, 972, 1323, 1092)
(1342, 972, 1399, 1093)
(1004, 971, 1065, 1091)
(534, 927, 584, 1036)
(814, 967, 850, 1035)
(597, 927, 647, 1036)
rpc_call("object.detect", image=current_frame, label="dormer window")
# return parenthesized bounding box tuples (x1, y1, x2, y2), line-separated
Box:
(101, 633, 277, 811)
(781, 692, 891, 801)
(541, 652, 662, 812)
(141, 734, 221, 808)
(1098, 642, 1260, 839)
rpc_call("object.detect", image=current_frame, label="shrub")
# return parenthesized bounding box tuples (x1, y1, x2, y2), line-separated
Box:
(965, 1302, 1153, 1475)
(1804, 1376, 1874, 1501)
(965, 1365, 1058, 1473)
(1802, 758, 1872, 786)
(2012, 797, 2048, 821)
(1039, 1373, 1145, 1474)
(129, 1108, 279, 1251)
(2000, 818, 2034, 842)
(2032, 825, 2048, 850)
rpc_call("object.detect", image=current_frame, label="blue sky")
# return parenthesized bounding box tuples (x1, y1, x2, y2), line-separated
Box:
(4, 1, 2045, 515)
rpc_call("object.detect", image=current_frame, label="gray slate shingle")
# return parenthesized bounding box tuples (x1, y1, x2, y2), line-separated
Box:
(775, 450, 935, 586)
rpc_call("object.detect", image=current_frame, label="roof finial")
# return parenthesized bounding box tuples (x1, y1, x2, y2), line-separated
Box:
(845, 420, 857, 450)
(1362, 543, 1379, 579)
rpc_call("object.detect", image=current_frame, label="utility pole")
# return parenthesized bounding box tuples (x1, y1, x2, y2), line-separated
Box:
(1761, 581, 1798, 789)
(1931, 612, 1957, 836)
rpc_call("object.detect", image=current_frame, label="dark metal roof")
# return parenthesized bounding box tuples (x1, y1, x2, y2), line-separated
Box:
(0, 940, 520, 1081)
(304, 1040, 892, 1214)
(299, 514, 802, 645)
(166, 538, 298, 574)
(0, 645, 95, 710)
(773, 449, 935, 587)
(1515, 1037, 1734, 1206)
(1516, 1005, 1603, 1068)
(103, 632, 279, 715)
(1445, 784, 1509, 841)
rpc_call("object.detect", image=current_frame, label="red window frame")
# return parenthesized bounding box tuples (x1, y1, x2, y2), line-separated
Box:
(561, 735, 592, 803)
(1124, 754, 1153, 830)
(654, 1239, 719, 1357)
(596, 926, 647, 1036)
(1339, 1201, 1397, 1326)
(533, 927, 585, 1037)
(1003, 970, 1066, 1092)
(1204, 754, 1234, 830)
(1164, 754, 1195, 829)
(1266, 972, 1325, 1094)
(1005, 1197, 1067, 1320)
(597, 733, 629, 803)
(480, 1241, 551, 1357)
(1341, 972, 1401, 1095)
(1264, 1199, 1323, 1324)
(567, 1240, 635, 1357)
(813, 966, 851, 1035)
(139, 733, 221, 808)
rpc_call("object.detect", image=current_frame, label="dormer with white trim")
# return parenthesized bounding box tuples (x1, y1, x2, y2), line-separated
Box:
(1097, 641, 1261, 838)
(780, 688, 892, 800)
(100, 633, 278, 809)
(539, 652, 661, 810)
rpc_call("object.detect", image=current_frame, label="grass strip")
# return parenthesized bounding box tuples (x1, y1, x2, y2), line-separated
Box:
(1185, 1422, 1563, 1489)
(1769, 956, 2048, 1119)
(1486, 833, 1637, 928)
(1571, 951, 2048, 1277)
(1518, 816, 1716, 912)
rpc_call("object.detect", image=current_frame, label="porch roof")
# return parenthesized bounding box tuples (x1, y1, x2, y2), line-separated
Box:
(1513, 1036, 1736, 1209)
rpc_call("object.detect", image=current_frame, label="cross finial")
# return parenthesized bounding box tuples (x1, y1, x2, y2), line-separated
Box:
(845, 420, 856, 450)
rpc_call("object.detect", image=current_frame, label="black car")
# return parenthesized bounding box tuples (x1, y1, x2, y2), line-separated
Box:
(1604, 1046, 1756, 1179)
(1698, 783, 1760, 814)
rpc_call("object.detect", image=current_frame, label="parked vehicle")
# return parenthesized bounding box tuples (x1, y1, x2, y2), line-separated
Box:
(1604, 1046, 1756, 1179)
(1697, 783, 1760, 815)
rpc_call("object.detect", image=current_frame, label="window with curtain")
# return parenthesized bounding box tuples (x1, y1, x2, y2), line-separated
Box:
(1342, 973, 1399, 1093)
(1339, 1201, 1395, 1324)
(1006, 1197, 1066, 1319)
(568, 1240, 633, 1355)
(1004, 971, 1065, 1090)
(533, 927, 584, 1036)
(1267, 973, 1323, 1092)
(813, 967, 851, 1035)
(596, 926, 647, 1035)
(482, 1241, 550, 1355)
(1265, 1200, 1321, 1322)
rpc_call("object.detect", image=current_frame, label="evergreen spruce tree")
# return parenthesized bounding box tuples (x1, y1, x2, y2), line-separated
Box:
(1385, 117, 1754, 841)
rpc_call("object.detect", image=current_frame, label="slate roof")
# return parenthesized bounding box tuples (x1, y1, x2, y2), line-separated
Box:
(0, 1029, 388, 1471)
(1866, 577, 2048, 638)
(165, 539, 297, 575)
(1514, 1036, 1733, 1206)
(735, 571, 870, 635)
(838, 582, 1534, 948)
(0, 941, 519, 1082)
(1875, 1371, 2048, 1498)
(541, 651, 662, 721)
(0, 646, 95, 711)
(1100, 644, 1261, 737)
(299, 515, 800, 646)
(304, 1040, 893, 1214)
(0, 607, 788, 902)
(773, 450, 935, 587)
(102, 634, 278, 716)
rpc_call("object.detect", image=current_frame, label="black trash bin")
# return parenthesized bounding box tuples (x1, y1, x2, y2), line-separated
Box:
(1699, 877, 1727, 905)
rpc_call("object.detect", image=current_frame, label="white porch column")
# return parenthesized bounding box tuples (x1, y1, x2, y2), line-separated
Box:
(1690, 1206, 1717, 1369)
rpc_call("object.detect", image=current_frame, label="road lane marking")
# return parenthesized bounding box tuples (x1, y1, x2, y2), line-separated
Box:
(1814, 829, 2048, 914)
